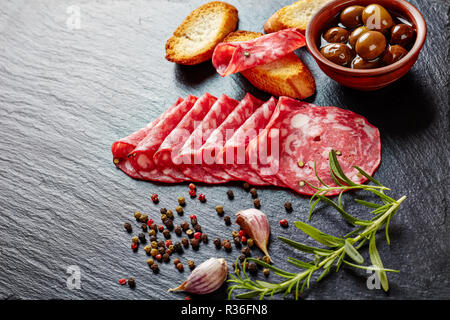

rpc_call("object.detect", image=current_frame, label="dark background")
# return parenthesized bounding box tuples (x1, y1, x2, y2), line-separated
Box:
(0, 0, 448, 300)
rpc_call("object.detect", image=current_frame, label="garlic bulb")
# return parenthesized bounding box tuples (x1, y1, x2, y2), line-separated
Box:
(168, 258, 228, 294)
(236, 209, 270, 257)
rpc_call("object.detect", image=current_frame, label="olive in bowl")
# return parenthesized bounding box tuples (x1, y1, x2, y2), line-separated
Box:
(320, 43, 355, 66)
(355, 31, 386, 61)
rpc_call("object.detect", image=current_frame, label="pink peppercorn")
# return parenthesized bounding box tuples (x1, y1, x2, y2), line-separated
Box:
(280, 219, 289, 227)
(119, 278, 127, 285)
(194, 232, 202, 240)
(198, 194, 206, 202)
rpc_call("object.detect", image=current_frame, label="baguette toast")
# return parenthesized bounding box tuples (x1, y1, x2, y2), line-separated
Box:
(165, 1, 238, 65)
(223, 31, 316, 100)
(264, 0, 333, 33)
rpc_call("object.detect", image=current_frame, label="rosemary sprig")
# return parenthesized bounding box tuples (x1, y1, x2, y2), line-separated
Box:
(227, 150, 406, 300)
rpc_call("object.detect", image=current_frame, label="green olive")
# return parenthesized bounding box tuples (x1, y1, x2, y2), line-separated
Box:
(382, 45, 408, 65)
(351, 56, 380, 69)
(349, 26, 370, 48)
(362, 4, 394, 33)
(323, 27, 350, 43)
(320, 43, 355, 66)
(340, 5, 365, 28)
(355, 31, 387, 61)
(390, 24, 416, 47)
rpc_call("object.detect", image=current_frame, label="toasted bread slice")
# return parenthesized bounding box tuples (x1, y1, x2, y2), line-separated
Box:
(223, 31, 315, 100)
(264, 0, 333, 33)
(165, 1, 238, 65)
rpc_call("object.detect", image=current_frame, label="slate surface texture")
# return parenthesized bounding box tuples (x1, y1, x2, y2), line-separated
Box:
(0, 0, 449, 300)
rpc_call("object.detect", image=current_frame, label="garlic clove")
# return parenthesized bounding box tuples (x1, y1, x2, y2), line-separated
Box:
(168, 258, 228, 294)
(236, 209, 270, 257)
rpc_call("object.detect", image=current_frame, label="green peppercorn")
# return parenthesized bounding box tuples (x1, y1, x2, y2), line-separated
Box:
(263, 268, 270, 276)
(128, 277, 136, 288)
(150, 248, 158, 257)
(253, 198, 261, 208)
(138, 233, 146, 244)
(176, 206, 183, 214)
(201, 233, 208, 243)
(151, 263, 159, 272)
(176, 263, 184, 271)
(134, 211, 141, 220)
(160, 208, 167, 215)
(226, 189, 234, 200)
(168, 244, 175, 252)
(174, 226, 182, 236)
(124, 222, 132, 233)
(243, 183, 250, 191)
(163, 253, 170, 262)
(181, 237, 189, 248)
(144, 245, 152, 254)
(232, 230, 239, 238)
(241, 246, 250, 256)
(224, 216, 231, 225)
(178, 196, 186, 206)
(166, 210, 174, 219)
(249, 188, 258, 198)
(131, 236, 139, 244)
(248, 262, 258, 273)
(187, 260, 195, 270)
(139, 214, 148, 223)
(147, 258, 154, 266)
(284, 202, 293, 212)
(213, 238, 221, 248)
(186, 229, 194, 238)
(160, 214, 167, 221)
(247, 238, 254, 248)
(262, 255, 271, 264)
(151, 241, 158, 249)
(215, 205, 224, 215)
(148, 229, 156, 237)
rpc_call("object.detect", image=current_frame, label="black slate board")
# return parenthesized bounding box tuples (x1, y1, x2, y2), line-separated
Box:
(0, 0, 449, 300)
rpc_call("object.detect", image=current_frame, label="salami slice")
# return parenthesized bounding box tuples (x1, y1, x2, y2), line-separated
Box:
(176, 94, 240, 183)
(153, 93, 218, 181)
(128, 95, 198, 182)
(257, 97, 381, 196)
(112, 97, 184, 179)
(199, 93, 264, 181)
(212, 28, 306, 77)
(217, 97, 278, 185)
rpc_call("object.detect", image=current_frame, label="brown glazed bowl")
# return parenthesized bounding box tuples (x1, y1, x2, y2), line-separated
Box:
(306, 0, 427, 91)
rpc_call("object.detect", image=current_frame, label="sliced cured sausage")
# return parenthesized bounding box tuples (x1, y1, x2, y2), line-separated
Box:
(153, 93, 218, 181)
(255, 97, 381, 196)
(218, 97, 278, 185)
(127, 95, 198, 182)
(200, 93, 264, 181)
(112, 97, 184, 179)
(212, 28, 306, 77)
(176, 94, 240, 183)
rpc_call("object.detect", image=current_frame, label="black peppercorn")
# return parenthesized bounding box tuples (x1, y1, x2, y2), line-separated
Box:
(226, 189, 234, 200)
(174, 226, 182, 236)
(249, 188, 258, 198)
(224, 216, 231, 225)
(173, 258, 181, 265)
(151, 263, 159, 272)
(194, 224, 202, 232)
(190, 238, 200, 249)
(160, 208, 167, 215)
(138, 233, 146, 244)
(163, 253, 170, 262)
(201, 233, 208, 243)
(239, 254, 246, 263)
(181, 237, 189, 248)
(223, 239, 232, 251)
(128, 277, 136, 288)
(213, 238, 221, 248)
(234, 237, 241, 247)
(124, 222, 132, 233)
(248, 262, 258, 274)
(173, 242, 182, 253)
(284, 202, 293, 212)
(157, 240, 165, 248)
(158, 247, 165, 255)
(141, 223, 148, 232)
(139, 214, 149, 223)
(164, 219, 173, 229)
(150, 223, 157, 231)
(162, 229, 171, 239)
(190, 217, 198, 226)
(253, 198, 261, 209)
(149, 235, 157, 242)
(241, 246, 250, 256)
(181, 221, 189, 230)
(243, 183, 250, 191)
(176, 263, 184, 271)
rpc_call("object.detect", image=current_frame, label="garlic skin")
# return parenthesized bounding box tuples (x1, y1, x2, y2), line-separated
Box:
(236, 209, 270, 257)
(168, 258, 228, 294)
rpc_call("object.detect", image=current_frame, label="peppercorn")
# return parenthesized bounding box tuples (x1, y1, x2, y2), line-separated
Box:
(201, 233, 208, 243)
(119, 278, 127, 285)
(139, 214, 149, 223)
(158, 247, 165, 255)
(232, 230, 239, 238)
(146, 218, 154, 226)
(198, 193, 206, 202)
(215, 205, 224, 215)
(247, 238, 254, 248)
(189, 189, 196, 197)
(248, 262, 258, 274)
(163, 219, 173, 230)
(187, 260, 195, 270)
(241, 246, 250, 256)
(262, 255, 271, 264)
(151, 193, 159, 203)
(190, 238, 200, 249)
(280, 219, 289, 228)
(163, 253, 170, 262)
(157, 240, 165, 247)
(284, 202, 293, 212)
(156, 254, 162, 261)
(263, 268, 270, 276)
(173, 242, 182, 253)
(166, 248, 173, 256)
(186, 229, 194, 238)
(147, 258, 154, 266)
(189, 183, 196, 190)
(213, 238, 221, 248)
(226, 189, 234, 200)
(176, 263, 184, 271)
(253, 198, 261, 208)
(149, 236, 157, 243)
(241, 236, 247, 244)
(224, 216, 231, 225)
(181, 238, 189, 248)
(151, 263, 159, 272)
(128, 277, 136, 288)
(123, 222, 132, 233)
(158, 225, 164, 232)
(168, 244, 174, 251)
(249, 188, 258, 198)
(160, 214, 168, 221)
(144, 245, 152, 254)
(131, 236, 139, 244)
(181, 221, 189, 230)
(134, 211, 141, 220)
(190, 216, 197, 225)
(239, 254, 246, 263)
(222, 239, 232, 250)
(178, 196, 186, 206)
(151, 241, 158, 249)
(150, 223, 157, 231)
(138, 233, 146, 244)
(234, 237, 241, 247)
(173, 258, 181, 265)
(194, 224, 202, 232)
(174, 226, 182, 236)
(160, 207, 167, 215)
(166, 210, 174, 219)
(194, 232, 202, 240)
(176, 206, 183, 214)
(165, 240, 172, 247)
(141, 223, 148, 232)
(131, 243, 138, 251)
(148, 229, 156, 237)
(243, 183, 250, 191)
